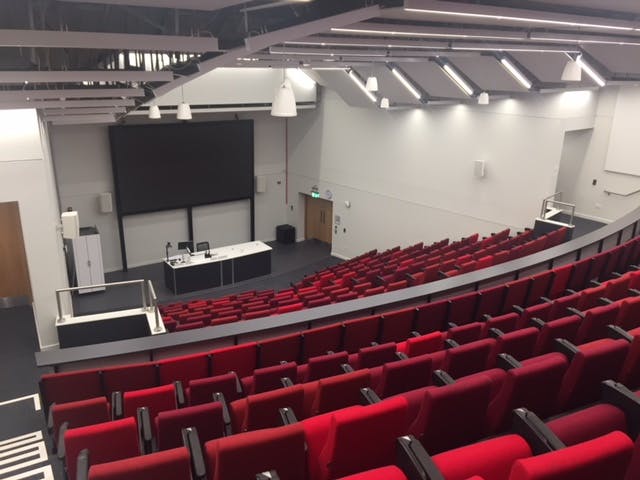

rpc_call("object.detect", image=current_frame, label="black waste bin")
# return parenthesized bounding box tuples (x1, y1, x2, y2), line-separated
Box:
(276, 224, 296, 244)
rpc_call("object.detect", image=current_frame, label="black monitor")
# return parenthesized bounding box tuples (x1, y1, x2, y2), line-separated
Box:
(177, 241, 194, 251)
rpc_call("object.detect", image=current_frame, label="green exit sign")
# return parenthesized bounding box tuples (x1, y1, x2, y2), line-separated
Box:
(311, 191, 320, 198)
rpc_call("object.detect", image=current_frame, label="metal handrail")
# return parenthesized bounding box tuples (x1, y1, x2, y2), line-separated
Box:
(56, 279, 153, 323)
(540, 192, 562, 217)
(604, 188, 640, 197)
(147, 280, 162, 333)
(540, 192, 575, 227)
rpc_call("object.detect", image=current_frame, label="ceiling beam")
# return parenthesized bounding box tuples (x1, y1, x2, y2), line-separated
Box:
(0, 98, 135, 109)
(0, 29, 219, 53)
(0, 70, 173, 84)
(46, 114, 116, 125)
(331, 22, 527, 41)
(59, 0, 247, 12)
(0, 88, 145, 101)
(286, 35, 450, 50)
(43, 107, 127, 115)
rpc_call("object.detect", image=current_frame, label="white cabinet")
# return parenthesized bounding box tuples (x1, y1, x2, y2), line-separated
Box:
(72, 229, 105, 294)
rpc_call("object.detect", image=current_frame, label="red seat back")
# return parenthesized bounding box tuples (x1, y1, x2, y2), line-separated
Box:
(156, 402, 224, 451)
(88, 447, 192, 480)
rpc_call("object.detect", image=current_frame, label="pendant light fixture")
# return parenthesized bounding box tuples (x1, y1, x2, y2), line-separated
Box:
(271, 75, 297, 117)
(365, 76, 379, 92)
(561, 58, 582, 82)
(477, 92, 490, 105)
(148, 104, 161, 119)
(380, 97, 390, 109)
(176, 85, 192, 120)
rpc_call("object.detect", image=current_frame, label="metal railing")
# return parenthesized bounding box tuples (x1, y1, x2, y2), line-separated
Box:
(540, 192, 575, 226)
(55, 279, 161, 332)
(604, 187, 640, 197)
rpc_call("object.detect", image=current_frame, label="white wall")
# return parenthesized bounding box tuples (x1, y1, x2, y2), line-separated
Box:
(569, 86, 640, 223)
(51, 111, 288, 271)
(0, 109, 68, 349)
(286, 89, 599, 259)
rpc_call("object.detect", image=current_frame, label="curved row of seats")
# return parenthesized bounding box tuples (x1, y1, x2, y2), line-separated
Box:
(159, 228, 567, 332)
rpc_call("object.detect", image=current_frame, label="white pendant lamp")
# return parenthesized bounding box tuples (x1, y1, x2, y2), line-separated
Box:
(271, 78, 297, 117)
(176, 86, 192, 120)
(148, 104, 161, 119)
(477, 92, 490, 105)
(380, 97, 390, 109)
(365, 76, 379, 92)
(561, 59, 582, 82)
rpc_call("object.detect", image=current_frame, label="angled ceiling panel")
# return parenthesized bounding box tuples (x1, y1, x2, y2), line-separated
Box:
(450, 56, 527, 92)
(583, 45, 640, 76)
(362, 65, 423, 105)
(510, 52, 596, 87)
(401, 61, 469, 99)
(314, 70, 378, 108)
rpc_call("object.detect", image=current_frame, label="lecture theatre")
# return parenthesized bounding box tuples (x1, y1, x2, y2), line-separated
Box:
(3, 1, 640, 479)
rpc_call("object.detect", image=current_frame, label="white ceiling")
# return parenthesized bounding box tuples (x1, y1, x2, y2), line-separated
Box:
(3, 0, 640, 121)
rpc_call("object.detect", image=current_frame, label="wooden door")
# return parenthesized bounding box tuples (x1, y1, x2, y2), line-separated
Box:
(305, 196, 333, 245)
(0, 202, 32, 301)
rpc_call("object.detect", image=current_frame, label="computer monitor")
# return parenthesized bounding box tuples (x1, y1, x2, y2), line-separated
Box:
(177, 241, 194, 251)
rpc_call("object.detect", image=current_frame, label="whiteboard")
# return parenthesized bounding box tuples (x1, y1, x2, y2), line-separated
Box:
(604, 87, 640, 177)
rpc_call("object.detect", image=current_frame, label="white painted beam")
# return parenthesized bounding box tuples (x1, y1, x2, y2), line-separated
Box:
(43, 106, 127, 115)
(0, 98, 135, 109)
(0, 71, 173, 84)
(59, 0, 247, 11)
(331, 22, 527, 41)
(0, 88, 144, 101)
(0, 29, 218, 53)
(46, 114, 116, 125)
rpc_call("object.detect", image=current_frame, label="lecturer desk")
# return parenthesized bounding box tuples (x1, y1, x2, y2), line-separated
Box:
(164, 241, 272, 294)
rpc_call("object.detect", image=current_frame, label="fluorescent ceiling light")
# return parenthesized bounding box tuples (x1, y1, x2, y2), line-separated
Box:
(576, 55, 606, 87)
(270, 47, 387, 57)
(347, 70, 378, 102)
(391, 68, 422, 99)
(499, 58, 532, 89)
(403, 3, 634, 32)
(450, 43, 579, 53)
(287, 37, 448, 50)
(530, 32, 640, 47)
(331, 26, 524, 41)
(442, 63, 474, 96)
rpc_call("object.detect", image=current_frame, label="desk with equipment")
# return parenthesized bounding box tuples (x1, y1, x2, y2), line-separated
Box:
(164, 241, 272, 294)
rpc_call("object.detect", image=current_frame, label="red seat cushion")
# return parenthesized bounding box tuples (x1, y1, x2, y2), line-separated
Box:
(155, 402, 225, 451)
(88, 447, 191, 480)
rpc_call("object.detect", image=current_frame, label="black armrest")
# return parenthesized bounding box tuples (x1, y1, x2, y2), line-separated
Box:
(396, 352, 409, 360)
(553, 339, 579, 360)
(396, 435, 445, 480)
(57, 421, 69, 460)
(482, 314, 492, 322)
(444, 339, 460, 349)
(611, 271, 623, 278)
(405, 273, 416, 283)
(212, 392, 233, 436)
(600, 297, 614, 305)
(360, 387, 382, 405)
(512, 305, 525, 314)
(76, 449, 90, 480)
(489, 328, 504, 339)
(496, 353, 522, 370)
(280, 377, 294, 388)
(540, 296, 553, 304)
(370, 342, 379, 347)
(565, 289, 577, 295)
(410, 331, 421, 338)
(607, 325, 634, 342)
(278, 407, 299, 425)
(530, 317, 546, 329)
(182, 427, 206, 480)
(437, 270, 447, 278)
(47, 402, 55, 434)
(375, 275, 386, 286)
(256, 472, 281, 480)
(589, 279, 602, 287)
(136, 407, 153, 454)
(566, 307, 585, 319)
(111, 391, 123, 420)
(432, 370, 455, 386)
(629, 288, 640, 296)
(447, 322, 458, 330)
(602, 380, 640, 439)
(174, 381, 185, 408)
(341, 363, 354, 373)
(511, 408, 565, 454)
(631, 265, 640, 271)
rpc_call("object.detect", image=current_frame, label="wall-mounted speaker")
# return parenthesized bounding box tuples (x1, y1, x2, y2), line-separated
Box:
(255, 175, 267, 193)
(99, 192, 113, 213)
(474, 159, 486, 178)
(61, 211, 80, 239)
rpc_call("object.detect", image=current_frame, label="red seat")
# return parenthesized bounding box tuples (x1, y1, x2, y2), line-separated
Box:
(175, 321, 204, 331)
(51, 397, 110, 451)
(298, 351, 349, 382)
(526, 271, 553, 306)
(156, 352, 210, 387)
(350, 343, 397, 369)
(188, 372, 242, 406)
(334, 466, 409, 480)
(443, 338, 496, 378)
(483, 312, 519, 336)
(123, 384, 178, 435)
(88, 447, 192, 480)
(415, 300, 448, 334)
(310, 369, 371, 416)
(242, 361, 297, 394)
(302, 324, 343, 361)
(204, 424, 307, 480)
(379, 307, 416, 343)
(547, 403, 628, 446)
(557, 338, 629, 411)
(64, 417, 140, 480)
(40, 369, 103, 412)
(617, 296, 640, 331)
(448, 292, 479, 326)
(619, 329, 640, 389)
(502, 278, 531, 313)
(548, 264, 574, 299)
(402, 331, 445, 358)
(342, 316, 381, 353)
(210, 343, 257, 378)
(447, 322, 483, 345)
(230, 384, 305, 432)
(533, 315, 581, 355)
(476, 285, 507, 321)
(567, 258, 592, 291)
(101, 362, 157, 397)
(373, 354, 432, 398)
(508, 431, 633, 480)
(156, 402, 225, 450)
(574, 303, 620, 345)
(492, 327, 539, 363)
